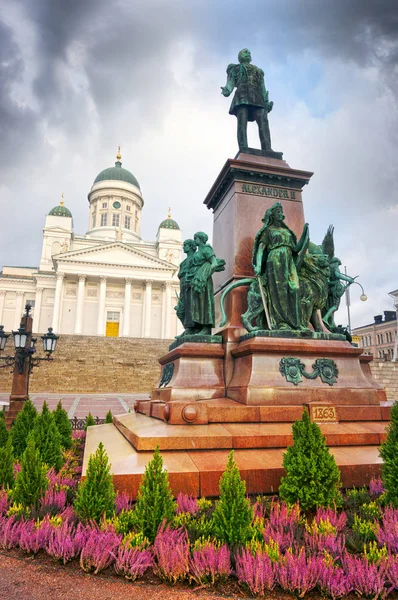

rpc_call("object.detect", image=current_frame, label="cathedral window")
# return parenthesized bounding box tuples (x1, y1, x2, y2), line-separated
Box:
(125, 216, 131, 229)
(126, 205, 131, 212)
(112, 214, 120, 227)
(101, 213, 108, 226)
(102, 202, 108, 209)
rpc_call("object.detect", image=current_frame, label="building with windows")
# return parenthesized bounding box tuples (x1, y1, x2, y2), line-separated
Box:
(0, 149, 183, 338)
(353, 308, 397, 360)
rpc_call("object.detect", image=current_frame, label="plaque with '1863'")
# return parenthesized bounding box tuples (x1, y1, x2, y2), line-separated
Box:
(310, 405, 338, 423)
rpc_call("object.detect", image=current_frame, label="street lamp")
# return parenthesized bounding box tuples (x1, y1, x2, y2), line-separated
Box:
(41, 328, 58, 354)
(0, 304, 59, 376)
(344, 272, 368, 333)
(0, 326, 10, 351)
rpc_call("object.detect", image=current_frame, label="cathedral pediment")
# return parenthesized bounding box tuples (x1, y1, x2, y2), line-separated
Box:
(52, 242, 176, 271)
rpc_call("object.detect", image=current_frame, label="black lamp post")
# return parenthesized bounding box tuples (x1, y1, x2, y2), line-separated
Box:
(0, 304, 59, 422)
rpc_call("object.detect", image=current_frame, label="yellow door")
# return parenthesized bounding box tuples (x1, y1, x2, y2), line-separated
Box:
(106, 311, 120, 337)
(106, 321, 119, 337)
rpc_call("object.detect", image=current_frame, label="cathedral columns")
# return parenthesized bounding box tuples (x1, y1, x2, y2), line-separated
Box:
(52, 273, 64, 332)
(14, 292, 25, 329)
(33, 287, 43, 333)
(142, 279, 152, 338)
(161, 283, 167, 339)
(97, 276, 107, 335)
(165, 282, 172, 339)
(0, 290, 5, 325)
(122, 278, 132, 337)
(75, 274, 86, 334)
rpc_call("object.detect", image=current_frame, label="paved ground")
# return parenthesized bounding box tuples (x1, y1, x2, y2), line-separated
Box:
(0, 393, 150, 419)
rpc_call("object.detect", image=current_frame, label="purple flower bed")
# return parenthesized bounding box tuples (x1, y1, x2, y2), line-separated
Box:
(2, 433, 398, 599)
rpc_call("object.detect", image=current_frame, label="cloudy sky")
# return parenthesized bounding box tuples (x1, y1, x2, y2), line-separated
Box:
(1, 0, 397, 328)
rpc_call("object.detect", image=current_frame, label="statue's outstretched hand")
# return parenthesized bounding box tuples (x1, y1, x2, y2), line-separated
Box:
(221, 86, 231, 97)
(267, 101, 274, 112)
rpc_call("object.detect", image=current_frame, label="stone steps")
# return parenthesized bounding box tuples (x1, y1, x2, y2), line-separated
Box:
(112, 411, 389, 452)
(84, 423, 384, 498)
(0, 335, 171, 394)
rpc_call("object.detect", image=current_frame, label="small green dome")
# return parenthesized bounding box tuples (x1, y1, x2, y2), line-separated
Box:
(94, 160, 140, 189)
(49, 203, 72, 218)
(159, 217, 180, 230)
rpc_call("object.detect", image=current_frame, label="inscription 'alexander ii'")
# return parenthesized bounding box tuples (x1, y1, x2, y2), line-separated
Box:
(242, 183, 297, 200)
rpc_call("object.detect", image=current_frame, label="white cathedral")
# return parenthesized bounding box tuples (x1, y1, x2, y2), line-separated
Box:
(0, 149, 183, 339)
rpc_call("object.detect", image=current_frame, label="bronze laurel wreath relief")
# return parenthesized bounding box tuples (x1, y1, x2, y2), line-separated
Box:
(279, 357, 338, 386)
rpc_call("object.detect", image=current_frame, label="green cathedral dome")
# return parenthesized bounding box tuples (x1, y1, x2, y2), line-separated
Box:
(93, 148, 140, 189)
(159, 210, 180, 230)
(49, 201, 72, 218)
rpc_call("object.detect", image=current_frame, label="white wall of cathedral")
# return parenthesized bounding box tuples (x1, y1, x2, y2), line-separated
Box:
(40, 215, 73, 271)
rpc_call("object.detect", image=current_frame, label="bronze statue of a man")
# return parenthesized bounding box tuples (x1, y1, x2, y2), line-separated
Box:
(221, 48, 274, 153)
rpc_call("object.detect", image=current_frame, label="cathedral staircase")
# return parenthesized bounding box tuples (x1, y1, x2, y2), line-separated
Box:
(0, 335, 171, 395)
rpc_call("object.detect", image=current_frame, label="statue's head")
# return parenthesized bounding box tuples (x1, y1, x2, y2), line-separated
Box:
(194, 231, 208, 246)
(183, 238, 196, 254)
(262, 202, 284, 225)
(238, 48, 252, 64)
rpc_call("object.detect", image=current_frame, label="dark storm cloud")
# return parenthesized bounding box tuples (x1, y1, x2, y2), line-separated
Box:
(4, 0, 398, 146)
(0, 20, 41, 169)
(191, 0, 398, 66)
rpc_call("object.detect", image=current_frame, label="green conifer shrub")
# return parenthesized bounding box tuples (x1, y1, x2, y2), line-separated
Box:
(74, 442, 115, 523)
(53, 400, 72, 449)
(10, 398, 38, 458)
(85, 412, 96, 430)
(0, 412, 8, 448)
(32, 401, 63, 471)
(105, 410, 113, 424)
(133, 446, 176, 542)
(279, 407, 342, 511)
(0, 437, 14, 489)
(380, 401, 398, 507)
(212, 450, 253, 545)
(13, 436, 47, 509)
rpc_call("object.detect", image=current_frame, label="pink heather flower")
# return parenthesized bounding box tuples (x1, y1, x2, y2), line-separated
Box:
(114, 545, 153, 581)
(19, 519, 53, 555)
(0, 489, 9, 516)
(235, 548, 277, 595)
(115, 491, 131, 515)
(262, 501, 301, 553)
(269, 501, 300, 530)
(370, 477, 385, 499)
(304, 531, 346, 559)
(263, 527, 295, 553)
(59, 506, 77, 523)
(72, 430, 86, 440)
(0, 516, 23, 550)
(314, 507, 347, 532)
(40, 488, 67, 512)
(189, 542, 231, 585)
(377, 508, 398, 553)
(176, 493, 199, 515)
(343, 553, 389, 599)
(80, 527, 121, 574)
(13, 463, 21, 477)
(277, 549, 323, 597)
(47, 522, 90, 564)
(386, 555, 398, 591)
(153, 525, 189, 584)
(318, 563, 352, 600)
